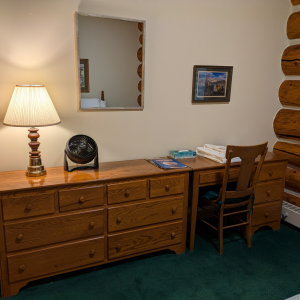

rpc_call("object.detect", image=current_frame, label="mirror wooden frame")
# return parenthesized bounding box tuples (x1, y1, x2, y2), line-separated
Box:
(75, 12, 146, 111)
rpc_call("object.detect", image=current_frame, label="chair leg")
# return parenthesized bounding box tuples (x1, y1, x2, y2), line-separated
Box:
(218, 208, 224, 255)
(246, 212, 252, 248)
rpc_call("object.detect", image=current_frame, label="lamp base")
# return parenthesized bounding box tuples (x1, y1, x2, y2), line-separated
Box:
(26, 157, 47, 177)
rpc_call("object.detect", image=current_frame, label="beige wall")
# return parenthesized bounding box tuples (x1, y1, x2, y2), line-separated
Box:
(0, 0, 291, 172)
(78, 15, 141, 107)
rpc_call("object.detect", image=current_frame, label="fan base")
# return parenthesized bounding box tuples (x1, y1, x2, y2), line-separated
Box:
(26, 157, 47, 177)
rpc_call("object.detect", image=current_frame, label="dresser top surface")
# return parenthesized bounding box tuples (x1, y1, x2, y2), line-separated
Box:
(178, 151, 290, 171)
(0, 159, 191, 192)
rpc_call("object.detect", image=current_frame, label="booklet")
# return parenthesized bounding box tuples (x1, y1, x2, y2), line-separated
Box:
(146, 157, 188, 169)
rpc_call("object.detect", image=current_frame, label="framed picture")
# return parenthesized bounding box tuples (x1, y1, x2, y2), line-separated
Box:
(80, 59, 90, 93)
(192, 65, 233, 103)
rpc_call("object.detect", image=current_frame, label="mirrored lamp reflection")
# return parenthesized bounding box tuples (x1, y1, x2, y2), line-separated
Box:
(3, 85, 61, 177)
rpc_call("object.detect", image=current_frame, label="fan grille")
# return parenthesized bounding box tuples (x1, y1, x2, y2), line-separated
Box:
(68, 135, 97, 159)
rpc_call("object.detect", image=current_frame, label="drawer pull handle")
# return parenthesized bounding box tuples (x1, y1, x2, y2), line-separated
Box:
(265, 213, 269, 218)
(125, 189, 130, 196)
(267, 191, 271, 196)
(172, 207, 177, 213)
(19, 265, 26, 272)
(171, 232, 176, 238)
(117, 244, 122, 251)
(165, 185, 170, 192)
(17, 234, 24, 241)
(90, 250, 96, 256)
(89, 222, 95, 228)
(117, 217, 122, 223)
(79, 196, 85, 204)
(269, 171, 273, 177)
(26, 203, 33, 211)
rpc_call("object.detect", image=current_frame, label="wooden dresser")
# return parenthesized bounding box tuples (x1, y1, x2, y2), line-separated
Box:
(179, 152, 289, 250)
(0, 160, 190, 297)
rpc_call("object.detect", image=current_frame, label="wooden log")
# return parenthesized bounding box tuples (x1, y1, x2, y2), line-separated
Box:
(291, 0, 300, 5)
(283, 191, 300, 208)
(137, 64, 142, 78)
(287, 12, 300, 39)
(273, 141, 300, 167)
(285, 167, 300, 193)
(137, 47, 143, 62)
(273, 109, 300, 141)
(281, 45, 300, 75)
(279, 80, 300, 107)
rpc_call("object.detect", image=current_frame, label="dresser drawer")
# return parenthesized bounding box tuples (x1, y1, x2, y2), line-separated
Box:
(59, 186, 104, 212)
(7, 237, 104, 283)
(252, 202, 281, 226)
(254, 180, 282, 204)
(199, 168, 239, 185)
(2, 192, 55, 221)
(108, 180, 147, 204)
(5, 209, 104, 252)
(258, 163, 285, 182)
(150, 175, 184, 198)
(108, 196, 183, 232)
(108, 221, 182, 259)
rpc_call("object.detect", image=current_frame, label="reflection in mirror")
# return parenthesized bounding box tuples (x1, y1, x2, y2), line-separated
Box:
(75, 13, 145, 110)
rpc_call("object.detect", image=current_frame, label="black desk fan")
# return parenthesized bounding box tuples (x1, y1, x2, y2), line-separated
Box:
(64, 135, 99, 172)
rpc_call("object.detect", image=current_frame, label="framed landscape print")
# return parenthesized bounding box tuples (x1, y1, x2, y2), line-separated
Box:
(80, 59, 90, 93)
(192, 65, 233, 103)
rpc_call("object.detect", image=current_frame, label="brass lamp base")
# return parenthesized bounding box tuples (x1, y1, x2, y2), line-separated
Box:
(26, 157, 47, 177)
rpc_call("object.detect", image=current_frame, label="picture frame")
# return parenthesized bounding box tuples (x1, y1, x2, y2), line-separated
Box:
(192, 65, 233, 103)
(80, 59, 90, 93)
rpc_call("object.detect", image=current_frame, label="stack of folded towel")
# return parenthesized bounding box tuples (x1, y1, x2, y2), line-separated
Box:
(196, 144, 241, 164)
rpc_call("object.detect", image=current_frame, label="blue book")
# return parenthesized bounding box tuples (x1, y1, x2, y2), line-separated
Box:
(146, 157, 188, 169)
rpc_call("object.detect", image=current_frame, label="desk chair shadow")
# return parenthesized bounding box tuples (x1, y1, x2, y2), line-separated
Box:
(195, 143, 268, 255)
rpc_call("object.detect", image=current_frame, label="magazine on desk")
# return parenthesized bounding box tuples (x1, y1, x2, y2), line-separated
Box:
(146, 157, 188, 169)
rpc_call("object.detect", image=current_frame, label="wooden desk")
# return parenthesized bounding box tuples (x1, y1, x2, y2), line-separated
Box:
(179, 152, 289, 250)
(0, 160, 190, 297)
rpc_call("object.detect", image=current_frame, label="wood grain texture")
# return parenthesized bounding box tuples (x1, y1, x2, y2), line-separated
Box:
(107, 180, 147, 204)
(254, 180, 282, 204)
(0, 159, 190, 193)
(252, 202, 281, 226)
(283, 191, 300, 207)
(137, 47, 143, 62)
(2, 192, 55, 221)
(287, 12, 300, 39)
(282, 45, 300, 75)
(279, 80, 300, 107)
(139, 34, 143, 44)
(274, 109, 300, 141)
(137, 94, 142, 106)
(7, 237, 104, 283)
(5, 209, 104, 252)
(285, 167, 300, 193)
(108, 197, 183, 232)
(149, 175, 185, 198)
(138, 80, 142, 93)
(291, 0, 300, 5)
(137, 64, 142, 78)
(108, 221, 182, 259)
(59, 185, 104, 212)
(273, 141, 300, 167)
(199, 168, 239, 185)
(258, 162, 285, 181)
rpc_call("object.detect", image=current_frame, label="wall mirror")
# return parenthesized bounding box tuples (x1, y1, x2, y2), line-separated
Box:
(75, 12, 145, 110)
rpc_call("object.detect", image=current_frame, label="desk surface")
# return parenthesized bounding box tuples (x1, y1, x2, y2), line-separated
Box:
(178, 151, 290, 171)
(0, 159, 191, 193)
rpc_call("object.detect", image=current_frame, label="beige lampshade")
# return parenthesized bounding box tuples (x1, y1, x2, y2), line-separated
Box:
(3, 85, 61, 127)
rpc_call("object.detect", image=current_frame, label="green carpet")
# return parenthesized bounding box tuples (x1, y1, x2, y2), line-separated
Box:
(7, 222, 300, 300)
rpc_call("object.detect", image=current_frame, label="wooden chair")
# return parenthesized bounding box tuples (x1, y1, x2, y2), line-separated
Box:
(198, 142, 268, 255)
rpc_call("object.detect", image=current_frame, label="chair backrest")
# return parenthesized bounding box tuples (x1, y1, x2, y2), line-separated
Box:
(220, 142, 268, 203)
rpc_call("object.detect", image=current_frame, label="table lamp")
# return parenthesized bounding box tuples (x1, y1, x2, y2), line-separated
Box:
(3, 85, 61, 177)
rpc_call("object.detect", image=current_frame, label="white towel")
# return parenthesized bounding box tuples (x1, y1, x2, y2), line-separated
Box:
(81, 98, 107, 108)
(196, 145, 241, 164)
(204, 144, 226, 153)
